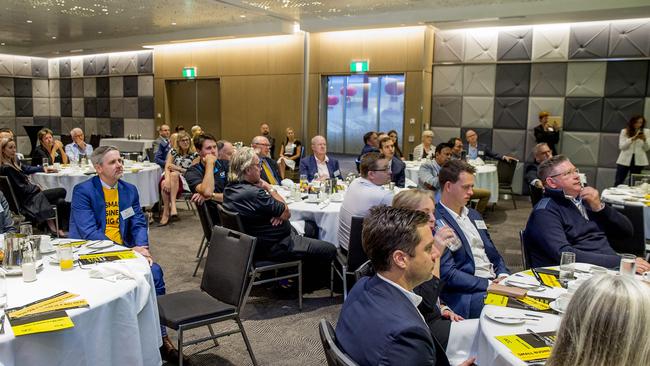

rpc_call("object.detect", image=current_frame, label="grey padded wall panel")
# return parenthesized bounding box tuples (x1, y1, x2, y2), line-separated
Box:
(33, 98, 49, 116)
(462, 97, 494, 128)
(0, 78, 13, 96)
(137, 76, 154, 97)
(60, 99, 72, 117)
(596, 168, 616, 192)
(31, 58, 48, 78)
(123, 98, 138, 118)
(14, 78, 31, 98)
(431, 97, 462, 127)
(529, 63, 566, 97)
(565, 62, 606, 97)
(84, 118, 98, 136)
(433, 66, 463, 96)
(71, 98, 84, 117)
(13, 57, 31, 77)
(608, 20, 650, 57)
(604, 61, 648, 97)
(497, 27, 533, 61)
(569, 23, 610, 59)
(137, 53, 153, 74)
(434, 30, 465, 63)
(96, 77, 109, 98)
(84, 56, 97, 76)
(431, 127, 461, 146)
(15, 98, 33, 117)
(84, 98, 97, 117)
(49, 98, 60, 117)
(598, 134, 619, 168)
(576, 166, 597, 187)
(50, 117, 61, 134)
(110, 53, 138, 75)
(32, 79, 49, 98)
(97, 98, 110, 118)
(561, 132, 600, 166)
(492, 129, 526, 161)
(95, 55, 109, 76)
(527, 97, 564, 129)
(110, 77, 123, 97)
(59, 79, 71, 98)
(48, 80, 59, 98)
(48, 59, 59, 79)
(70, 58, 83, 78)
(111, 118, 124, 137)
(0, 118, 15, 132)
(645, 98, 650, 122)
(0, 55, 13, 76)
(463, 29, 498, 63)
(463, 65, 495, 96)
(138, 97, 154, 118)
(563, 98, 603, 131)
(96, 118, 112, 136)
(83, 78, 96, 97)
(602, 98, 644, 133)
(495, 64, 530, 96)
(493, 97, 528, 129)
(123, 76, 139, 97)
(461, 127, 493, 149)
(532, 25, 569, 61)
(0, 98, 15, 117)
(71, 79, 83, 97)
(59, 59, 71, 78)
(110, 98, 124, 118)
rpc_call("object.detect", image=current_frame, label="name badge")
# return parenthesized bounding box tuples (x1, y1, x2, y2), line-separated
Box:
(475, 220, 488, 230)
(478, 151, 485, 156)
(120, 207, 135, 220)
(333, 169, 340, 177)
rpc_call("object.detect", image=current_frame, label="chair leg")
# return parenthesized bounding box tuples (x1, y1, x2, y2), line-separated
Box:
(329, 262, 334, 298)
(241, 271, 256, 314)
(206, 324, 220, 348)
(196, 236, 205, 258)
(178, 328, 184, 366)
(342, 264, 348, 300)
(298, 262, 303, 311)
(236, 316, 258, 366)
(192, 239, 209, 277)
(511, 189, 517, 209)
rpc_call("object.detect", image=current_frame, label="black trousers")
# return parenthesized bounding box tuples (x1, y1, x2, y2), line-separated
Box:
(615, 155, 644, 186)
(42, 188, 70, 230)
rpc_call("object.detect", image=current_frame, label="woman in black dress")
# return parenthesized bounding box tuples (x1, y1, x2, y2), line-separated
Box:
(31, 128, 69, 166)
(0, 138, 67, 236)
(278, 127, 302, 179)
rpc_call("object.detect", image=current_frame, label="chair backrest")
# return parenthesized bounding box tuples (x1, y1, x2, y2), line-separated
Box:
(519, 229, 531, 270)
(60, 135, 73, 146)
(607, 203, 646, 257)
(354, 260, 375, 281)
(318, 319, 359, 366)
(0, 176, 21, 214)
(89, 134, 101, 150)
(201, 226, 256, 309)
(217, 204, 245, 232)
(145, 147, 154, 162)
(497, 160, 517, 186)
(347, 216, 368, 272)
(529, 186, 544, 207)
(196, 202, 215, 241)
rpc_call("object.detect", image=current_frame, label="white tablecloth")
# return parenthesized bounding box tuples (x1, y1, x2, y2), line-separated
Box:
(31, 163, 162, 208)
(0, 241, 162, 366)
(288, 199, 342, 246)
(405, 161, 498, 203)
(99, 138, 155, 155)
(601, 186, 650, 241)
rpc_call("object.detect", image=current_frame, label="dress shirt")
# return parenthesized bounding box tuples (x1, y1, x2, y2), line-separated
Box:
(315, 155, 330, 179)
(65, 142, 94, 163)
(467, 145, 478, 160)
(377, 273, 426, 323)
(570, 196, 589, 220)
(441, 202, 496, 279)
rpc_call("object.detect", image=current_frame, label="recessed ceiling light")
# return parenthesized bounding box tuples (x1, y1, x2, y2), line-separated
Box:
(171, 22, 176, 25)
(240, 15, 246, 18)
(52, 36, 57, 39)
(0, 43, 4, 46)
(97, 31, 102, 34)
(26, 20, 32, 23)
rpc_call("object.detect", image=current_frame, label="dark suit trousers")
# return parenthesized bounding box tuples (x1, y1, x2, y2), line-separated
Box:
(42, 188, 70, 230)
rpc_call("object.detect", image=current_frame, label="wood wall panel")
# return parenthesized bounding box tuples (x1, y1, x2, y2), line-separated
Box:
(404, 71, 424, 154)
(191, 47, 220, 77)
(153, 78, 166, 125)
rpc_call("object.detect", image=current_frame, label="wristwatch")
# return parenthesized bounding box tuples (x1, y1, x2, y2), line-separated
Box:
(267, 187, 276, 194)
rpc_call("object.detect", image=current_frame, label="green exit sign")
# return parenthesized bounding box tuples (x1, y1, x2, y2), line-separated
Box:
(350, 60, 369, 73)
(182, 67, 197, 79)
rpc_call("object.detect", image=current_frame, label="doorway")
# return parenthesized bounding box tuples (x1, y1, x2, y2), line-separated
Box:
(166, 79, 221, 136)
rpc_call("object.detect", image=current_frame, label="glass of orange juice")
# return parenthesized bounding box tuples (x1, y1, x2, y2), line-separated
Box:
(56, 246, 74, 271)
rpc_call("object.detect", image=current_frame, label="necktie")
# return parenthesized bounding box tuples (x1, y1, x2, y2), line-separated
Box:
(262, 160, 278, 185)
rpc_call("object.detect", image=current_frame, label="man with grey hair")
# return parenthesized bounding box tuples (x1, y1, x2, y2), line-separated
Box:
(217, 140, 234, 161)
(152, 124, 170, 157)
(65, 127, 93, 163)
(525, 143, 553, 189)
(298, 135, 342, 181)
(69, 146, 184, 363)
(524, 155, 650, 273)
(252, 135, 281, 185)
(223, 147, 336, 291)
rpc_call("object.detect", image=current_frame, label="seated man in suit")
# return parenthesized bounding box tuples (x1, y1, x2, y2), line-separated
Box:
(252, 135, 281, 185)
(298, 135, 342, 181)
(418, 142, 452, 199)
(448, 137, 465, 161)
(378, 136, 406, 187)
(464, 129, 516, 162)
(436, 160, 510, 318)
(154, 131, 171, 170)
(152, 124, 171, 159)
(525, 143, 553, 205)
(336, 205, 475, 366)
(68, 146, 183, 363)
(524, 155, 650, 273)
(359, 131, 379, 159)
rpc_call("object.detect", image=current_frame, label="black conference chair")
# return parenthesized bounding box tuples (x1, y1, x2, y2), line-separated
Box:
(145, 147, 154, 163)
(217, 204, 303, 310)
(354, 260, 374, 281)
(607, 203, 646, 257)
(529, 186, 544, 207)
(497, 159, 517, 209)
(318, 319, 359, 366)
(0, 176, 58, 235)
(331, 216, 367, 299)
(157, 226, 259, 366)
(519, 229, 531, 270)
(193, 202, 215, 277)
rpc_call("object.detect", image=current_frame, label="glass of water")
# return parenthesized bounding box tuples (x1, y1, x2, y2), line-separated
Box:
(619, 254, 636, 276)
(42, 157, 49, 169)
(434, 219, 462, 252)
(559, 252, 576, 282)
(137, 155, 144, 163)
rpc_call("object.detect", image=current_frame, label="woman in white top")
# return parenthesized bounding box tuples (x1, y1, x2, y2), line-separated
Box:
(615, 115, 650, 186)
(412, 130, 435, 160)
(278, 127, 302, 179)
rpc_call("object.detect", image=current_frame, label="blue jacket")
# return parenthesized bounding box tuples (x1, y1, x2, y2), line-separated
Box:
(69, 176, 148, 247)
(523, 188, 632, 269)
(154, 141, 170, 169)
(336, 275, 447, 366)
(359, 144, 379, 159)
(390, 156, 406, 187)
(436, 203, 509, 318)
(298, 155, 342, 181)
(464, 143, 502, 160)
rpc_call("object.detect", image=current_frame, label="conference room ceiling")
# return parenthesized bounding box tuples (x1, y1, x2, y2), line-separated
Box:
(0, 0, 649, 56)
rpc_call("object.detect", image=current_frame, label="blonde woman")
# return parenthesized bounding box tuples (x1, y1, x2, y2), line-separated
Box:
(412, 130, 434, 160)
(547, 274, 650, 366)
(278, 127, 302, 179)
(32, 128, 68, 165)
(159, 131, 198, 225)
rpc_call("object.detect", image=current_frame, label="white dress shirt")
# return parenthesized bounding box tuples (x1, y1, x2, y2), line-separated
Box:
(315, 155, 330, 179)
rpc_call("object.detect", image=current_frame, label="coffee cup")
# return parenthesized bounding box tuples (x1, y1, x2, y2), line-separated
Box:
(555, 293, 572, 311)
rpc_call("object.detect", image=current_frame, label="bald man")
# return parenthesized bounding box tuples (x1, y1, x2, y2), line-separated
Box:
(65, 127, 94, 163)
(252, 135, 281, 184)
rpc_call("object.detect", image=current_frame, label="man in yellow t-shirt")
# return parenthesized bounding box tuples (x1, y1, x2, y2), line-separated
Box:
(103, 185, 122, 244)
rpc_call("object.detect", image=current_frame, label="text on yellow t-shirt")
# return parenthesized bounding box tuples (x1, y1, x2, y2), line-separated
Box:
(103, 187, 123, 244)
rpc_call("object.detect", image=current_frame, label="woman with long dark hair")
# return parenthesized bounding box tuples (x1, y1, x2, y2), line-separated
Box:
(387, 130, 403, 159)
(615, 115, 650, 186)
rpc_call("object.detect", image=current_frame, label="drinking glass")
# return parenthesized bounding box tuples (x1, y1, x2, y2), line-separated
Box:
(559, 252, 576, 282)
(299, 174, 308, 192)
(434, 219, 462, 252)
(57, 246, 74, 271)
(137, 155, 144, 163)
(42, 157, 49, 169)
(19, 223, 32, 237)
(619, 254, 636, 276)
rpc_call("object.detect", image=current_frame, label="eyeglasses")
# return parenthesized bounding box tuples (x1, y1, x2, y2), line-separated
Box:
(549, 168, 580, 178)
(370, 167, 391, 173)
(255, 143, 271, 147)
(180, 139, 190, 142)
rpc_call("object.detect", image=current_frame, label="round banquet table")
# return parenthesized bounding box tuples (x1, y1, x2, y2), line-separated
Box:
(31, 163, 162, 208)
(0, 239, 162, 366)
(99, 138, 155, 156)
(405, 161, 498, 203)
(287, 199, 342, 246)
(601, 185, 650, 241)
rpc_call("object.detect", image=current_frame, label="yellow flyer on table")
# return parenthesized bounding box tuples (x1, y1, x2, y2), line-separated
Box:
(10, 311, 74, 336)
(495, 332, 556, 362)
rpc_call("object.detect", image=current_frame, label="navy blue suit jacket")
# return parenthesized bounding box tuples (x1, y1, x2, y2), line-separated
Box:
(154, 141, 170, 169)
(336, 275, 448, 366)
(69, 176, 148, 247)
(390, 156, 406, 187)
(298, 155, 342, 181)
(260, 156, 281, 184)
(464, 143, 502, 160)
(359, 144, 379, 159)
(436, 203, 509, 318)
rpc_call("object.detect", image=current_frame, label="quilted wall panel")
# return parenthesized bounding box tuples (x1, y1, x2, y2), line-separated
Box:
(59, 79, 71, 98)
(48, 79, 59, 98)
(596, 168, 617, 192)
(432, 66, 463, 96)
(84, 118, 98, 136)
(576, 166, 597, 187)
(84, 98, 97, 117)
(598, 133, 620, 168)
(0, 78, 13, 96)
(138, 97, 154, 118)
(431, 127, 461, 146)
(111, 118, 124, 137)
(14, 78, 31, 98)
(604, 61, 648, 97)
(31, 58, 48, 78)
(464, 29, 498, 63)
(463, 65, 495, 96)
(568, 23, 610, 59)
(13, 57, 31, 77)
(0, 98, 15, 117)
(32, 79, 49, 98)
(59, 58, 71, 77)
(565, 62, 606, 97)
(532, 25, 570, 61)
(49, 98, 60, 117)
(83, 56, 97, 76)
(529, 63, 566, 97)
(561, 132, 600, 166)
(492, 129, 526, 161)
(71, 98, 84, 117)
(96, 77, 110, 98)
(70, 58, 83, 78)
(0, 55, 13, 76)
(563, 98, 603, 132)
(33, 98, 49, 116)
(0, 117, 15, 132)
(83, 78, 96, 97)
(461, 127, 493, 150)
(97, 98, 110, 118)
(95, 55, 109, 76)
(497, 27, 533, 61)
(123, 98, 138, 119)
(110, 77, 123, 97)
(138, 76, 154, 97)
(434, 30, 465, 63)
(431, 97, 462, 127)
(48, 59, 59, 79)
(527, 97, 564, 129)
(601, 98, 645, 133)
(110, 98, 124, 118)
(645, 98, 650, 122)
(608, 20, 650, 57)
(15, 98, 33, 117)
(462, 97, 494, 128)
(71, 79, 83, 97)
(493, 97, 528, 129)
(60, 99, 72, 117)
(137, 53, 153, 74)
(495, 64, 531, 96)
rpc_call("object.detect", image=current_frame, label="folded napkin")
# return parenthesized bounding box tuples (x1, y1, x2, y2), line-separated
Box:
(89, 262, 151, 312)
(280, 179, 295, 189)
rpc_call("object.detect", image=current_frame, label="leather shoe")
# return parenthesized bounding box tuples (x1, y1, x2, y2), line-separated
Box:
(160, 336, 190, 365)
